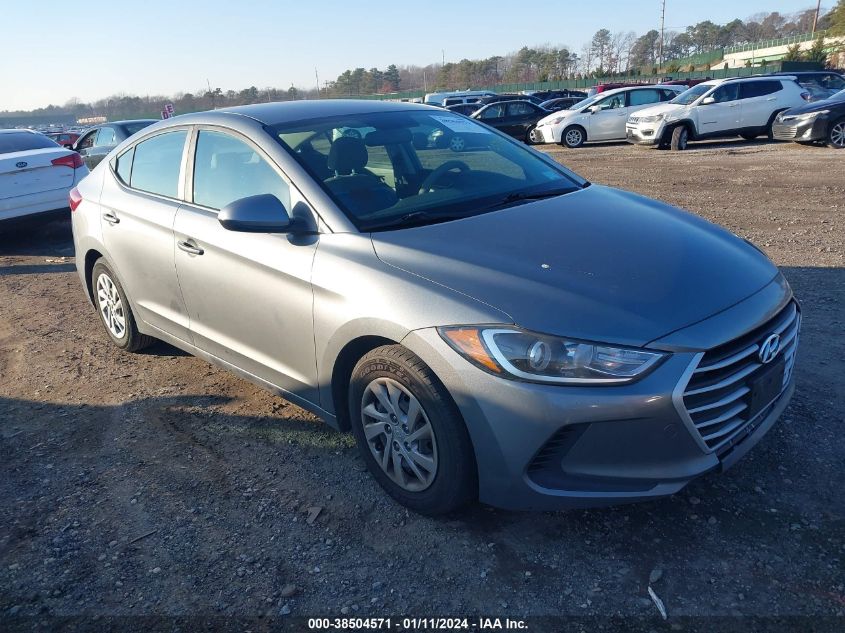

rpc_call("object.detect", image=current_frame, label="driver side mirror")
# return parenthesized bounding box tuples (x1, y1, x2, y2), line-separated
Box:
(218, 194, 293, 233)
(701, 96, 716, 105)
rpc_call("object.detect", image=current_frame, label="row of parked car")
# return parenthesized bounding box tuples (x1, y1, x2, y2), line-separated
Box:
(429, 71, 845, 151)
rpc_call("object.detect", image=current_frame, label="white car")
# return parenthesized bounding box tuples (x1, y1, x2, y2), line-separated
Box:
(1, 129, 89, 222)
(625, 76, 810, 150)
(533, 85, 685, 148)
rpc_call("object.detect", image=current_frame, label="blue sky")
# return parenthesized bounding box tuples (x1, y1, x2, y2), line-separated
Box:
(0, 0, 827, 111)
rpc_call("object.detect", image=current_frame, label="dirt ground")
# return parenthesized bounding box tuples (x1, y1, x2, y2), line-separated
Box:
(1, 139, 843, 630)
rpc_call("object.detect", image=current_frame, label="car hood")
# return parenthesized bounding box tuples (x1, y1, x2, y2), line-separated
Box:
(538, 109, 579, 125)
(781, 97, 845, 116)
(371, 185, 779, 348)
(632, 102, 686, 119)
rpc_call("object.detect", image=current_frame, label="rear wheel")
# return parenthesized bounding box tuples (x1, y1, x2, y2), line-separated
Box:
(828, 118, 845, 149)
(670, 125, 689, 151)
(561, 126, 585, 148)
(349, 345, 476, 515)
(91, 260, 154, 352)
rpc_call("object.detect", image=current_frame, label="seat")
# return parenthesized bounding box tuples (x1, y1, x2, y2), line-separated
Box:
(324, 137, 397, 217)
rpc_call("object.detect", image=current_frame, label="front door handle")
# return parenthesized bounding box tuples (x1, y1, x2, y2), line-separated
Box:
(177, 240, 204, 256)
(102, 211, 120, 225)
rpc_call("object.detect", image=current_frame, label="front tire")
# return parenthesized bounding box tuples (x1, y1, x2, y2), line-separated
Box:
(828, 118, 845, 149)
(740, 132, 758, 141)
(670, 125, 689, 151)
(349, 345, 476, 515)
(560, 125, 586, 148)
(526, 126, 541, 145)
(91, 260, 154, 352)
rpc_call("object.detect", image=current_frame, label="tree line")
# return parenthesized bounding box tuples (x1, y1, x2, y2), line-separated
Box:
(4, 4, 844, 122)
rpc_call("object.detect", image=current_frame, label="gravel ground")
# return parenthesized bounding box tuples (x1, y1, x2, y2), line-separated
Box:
(1, 139, 843, 631)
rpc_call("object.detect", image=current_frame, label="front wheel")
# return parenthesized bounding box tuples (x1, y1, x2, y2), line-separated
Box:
(670, 125, 689, 151)
(740, 133, 758, 141)
(349, 345, 476, 515)
(560, 126, 585, 148)
(828, 118, 845, 149)
(526, 126, 541, 145)
(91, 260, 154, 352)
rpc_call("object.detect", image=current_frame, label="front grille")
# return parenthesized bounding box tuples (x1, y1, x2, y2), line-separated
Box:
(772, 125, 798, 140)
(680, 301, 800, 452)
(627, 117, 640, 124)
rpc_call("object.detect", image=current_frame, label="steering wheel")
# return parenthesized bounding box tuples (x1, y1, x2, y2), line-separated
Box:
(418, 160, 470, 194)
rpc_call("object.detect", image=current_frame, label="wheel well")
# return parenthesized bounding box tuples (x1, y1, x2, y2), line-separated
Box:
(562, 124, 586, 141)
(83, 249, 103, 302)
(665, 120, 694, 143)
(331, 336, 397, 431)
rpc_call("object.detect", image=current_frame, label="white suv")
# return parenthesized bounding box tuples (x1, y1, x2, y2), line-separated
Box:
(533, 85, 684, 147)
(626, 76, 810, 150)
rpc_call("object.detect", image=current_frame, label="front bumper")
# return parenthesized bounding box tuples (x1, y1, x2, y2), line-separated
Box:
(533, 125, 557, 144)
(402, 285, 797, 511)
(625, 123, 663, 145)
(772, 115, 828, 142)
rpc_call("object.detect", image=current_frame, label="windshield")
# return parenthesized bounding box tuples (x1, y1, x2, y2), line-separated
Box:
(671, 84, 712, 105)
(273, 110, 583, 231)
(568, 94, 603, 111)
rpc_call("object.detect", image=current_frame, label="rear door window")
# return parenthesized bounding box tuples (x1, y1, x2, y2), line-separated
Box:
(628, 89, 661, 106)
(96, 127, 116, 146)
(740, 81, 782, 99)
(506, 102, 536, 116)
(114, 147, 134, 185)
(129, 130, 188, 198)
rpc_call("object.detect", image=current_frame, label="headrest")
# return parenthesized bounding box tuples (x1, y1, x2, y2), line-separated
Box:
(327, 136, 368, 175)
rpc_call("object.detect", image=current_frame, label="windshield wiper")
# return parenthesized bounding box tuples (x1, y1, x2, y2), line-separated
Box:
(363, 210, 470, 232)
(483, 187, 579, 211)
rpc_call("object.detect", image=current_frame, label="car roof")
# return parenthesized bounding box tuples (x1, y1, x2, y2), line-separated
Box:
(215, 99, 434, 125)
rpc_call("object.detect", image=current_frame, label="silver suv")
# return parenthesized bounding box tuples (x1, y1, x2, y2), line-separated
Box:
(626, 76, 809, 150)
(71, 100, 799, 514)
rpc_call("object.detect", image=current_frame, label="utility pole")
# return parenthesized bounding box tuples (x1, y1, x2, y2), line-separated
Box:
(658, 0, 666, 68)
(315, 68, 320, 99)
(811, 0, 821, 34)
(206, 78, 215, 109)
(442, 49, 445, 66)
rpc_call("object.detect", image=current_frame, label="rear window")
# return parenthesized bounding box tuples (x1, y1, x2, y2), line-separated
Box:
(123, 121, 155, 136)
(0, 132, 58, 154)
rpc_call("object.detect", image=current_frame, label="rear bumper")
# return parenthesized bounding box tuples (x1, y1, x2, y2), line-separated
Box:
(0, 189, 71, 222)
(772, 116, 828, 142)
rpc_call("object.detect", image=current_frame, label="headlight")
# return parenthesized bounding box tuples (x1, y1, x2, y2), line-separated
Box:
(637, 114, 665, 123)
(438, 326, 666, 384)
(792, 110, 828, 121)
(551, 116, 565, 125)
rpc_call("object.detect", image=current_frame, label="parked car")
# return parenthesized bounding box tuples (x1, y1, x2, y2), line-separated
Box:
(772, 88, 845, 148)
(470, 100, 550, 143)
(538, 97, 582, 112)
(626, 76, 810, 150)
(445, 103, 482, 116)
(477, 94, 544, 106)
(524, 89, 587, 101)
(73, 120, 157, 169)
(586, 82, 652, 97)
(658, 78, 712, 88)
(71, 100, 800, 514)
(1, 129, 89, 222)
(423, 91, 496, 106)
(768, 71, 845, 102)
(46, 132, 80, 148)
(534, 85, 684, 147)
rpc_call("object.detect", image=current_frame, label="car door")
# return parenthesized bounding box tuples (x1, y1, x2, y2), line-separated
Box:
(75, 129, 99, 168)
(99, 128, 192, 342)
(475, 103, 507, 134)
(173, 127, 319, 402)
(505, 102, 540, 138)
(585, 92, 628, 140)
(698, 83, 741, 135)
(738, 80, 782, 130)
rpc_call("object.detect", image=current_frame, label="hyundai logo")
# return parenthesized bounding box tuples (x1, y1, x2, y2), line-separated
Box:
(758, 333, 780, 364)
(15, 161, 27, 168)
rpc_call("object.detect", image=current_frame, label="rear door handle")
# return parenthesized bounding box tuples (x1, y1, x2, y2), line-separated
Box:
(102, 211, 120, 225)
(177, 240, 204, 256)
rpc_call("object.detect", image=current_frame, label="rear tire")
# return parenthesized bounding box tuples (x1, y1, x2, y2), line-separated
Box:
(560, 125, 586, 148)
(349, 345, 476, 515)
(670, 125, 689, 151)
(91, 260, 154, 352)
(827, 118, 845, 149)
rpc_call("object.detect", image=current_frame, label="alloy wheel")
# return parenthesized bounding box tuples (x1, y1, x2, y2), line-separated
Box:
(565, 129, 583, 147)
(830, 121, 845, 148)
(96, 273, 126, 339)
(360, 377, 438, 492)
